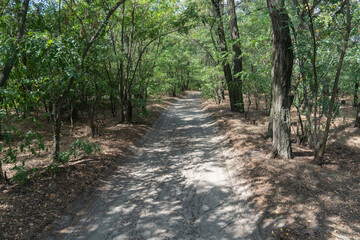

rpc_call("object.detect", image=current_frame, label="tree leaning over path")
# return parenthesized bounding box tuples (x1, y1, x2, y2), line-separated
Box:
(266, 0, 294, 159)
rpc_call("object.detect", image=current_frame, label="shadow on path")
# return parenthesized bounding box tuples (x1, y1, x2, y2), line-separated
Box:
(48, 92, 261, 240)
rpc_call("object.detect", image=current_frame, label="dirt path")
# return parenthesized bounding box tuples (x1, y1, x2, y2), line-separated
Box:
(48, 92, 260, 240)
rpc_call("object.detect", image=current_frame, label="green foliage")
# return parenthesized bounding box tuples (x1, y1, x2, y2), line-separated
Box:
(12, 164, 39, 185)
(0, 0, 359, 181)
(0, 127, 45, 184)
(57, 139, 100, 165)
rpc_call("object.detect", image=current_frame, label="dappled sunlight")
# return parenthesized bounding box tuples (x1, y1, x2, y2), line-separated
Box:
(53, 92, 260, 239)
(202, 95, 360, 239)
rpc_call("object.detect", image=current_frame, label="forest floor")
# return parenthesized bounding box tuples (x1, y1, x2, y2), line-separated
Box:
(202, 95, 360, 240)
(0, 94, 182, 240)
(43, 91, 259, 240)
(1, 91, 359, 240)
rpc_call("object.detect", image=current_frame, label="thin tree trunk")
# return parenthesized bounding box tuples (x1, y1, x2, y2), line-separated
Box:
(0, 0, 30, 142)
(220, 81, 225, 100)
(267, 0, 294, 159)
(0, 0, 30, 88)
(123, 92, 132, 123)
(315, 0, 351, 164)
(0, 159, 3, 181)
(211, 0, 238, 112)
(90, 97, 99, 138)
(302, 0, 320, 152)
(296, 103, 305, 144)
(89, 71, 99, 138)
(58, 0, 62, 34)
(354, 82, 359, 107)
(52, 101, 62, 162)
(109, 7, 125, 122)
(122, 0, 135, 124)
(105, 62, 117, 117)
(227, 0, 244, 112)
(82, 0, 127, 60)
(70, 99, 74, 131)
(52, 0, 126, 162)
(355, 103, 360, 128)
(291, 0, 314, 146)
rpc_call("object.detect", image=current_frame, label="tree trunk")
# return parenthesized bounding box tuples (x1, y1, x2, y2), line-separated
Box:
(211, 0, 238, 112)
(221, 81, 225, 100)
(289, 8, 313, 146)
(0, 160, 3, 182)
(227, 0, 245, 112)
(70, 100, 74, 131)
(50, 0, 126, 161)
(296, 103, 305, 145)
(52, 101, 62, 162)
(354, 82, 359, 107)
(0, 0, 30, 140)
(267, 0, 294, 159)
(121, 0, 135, 124)
(355, 103, 360, 128)
(123, 92, 132, 124)
(89, 76, 100, 138)
(315, 0, 351, 164)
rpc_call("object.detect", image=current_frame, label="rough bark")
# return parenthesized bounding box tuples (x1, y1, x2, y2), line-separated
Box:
(267, 0, 293, 159)
(227, 0, 244, 112)
(315, 0, 351, 163)
(211, 0, 238, 112)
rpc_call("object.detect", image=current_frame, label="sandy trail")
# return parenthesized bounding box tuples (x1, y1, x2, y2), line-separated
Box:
(50, 92, 260, 240)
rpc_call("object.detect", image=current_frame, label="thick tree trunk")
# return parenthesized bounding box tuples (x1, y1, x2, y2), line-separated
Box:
(267, 0, 293, 159)
(227, 0, 245, 112)
(211, 0, 238, 112)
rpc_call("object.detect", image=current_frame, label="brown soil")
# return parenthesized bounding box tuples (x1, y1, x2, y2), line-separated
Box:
(0, 94, 181, 240)
(202, 96, 360, 240)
